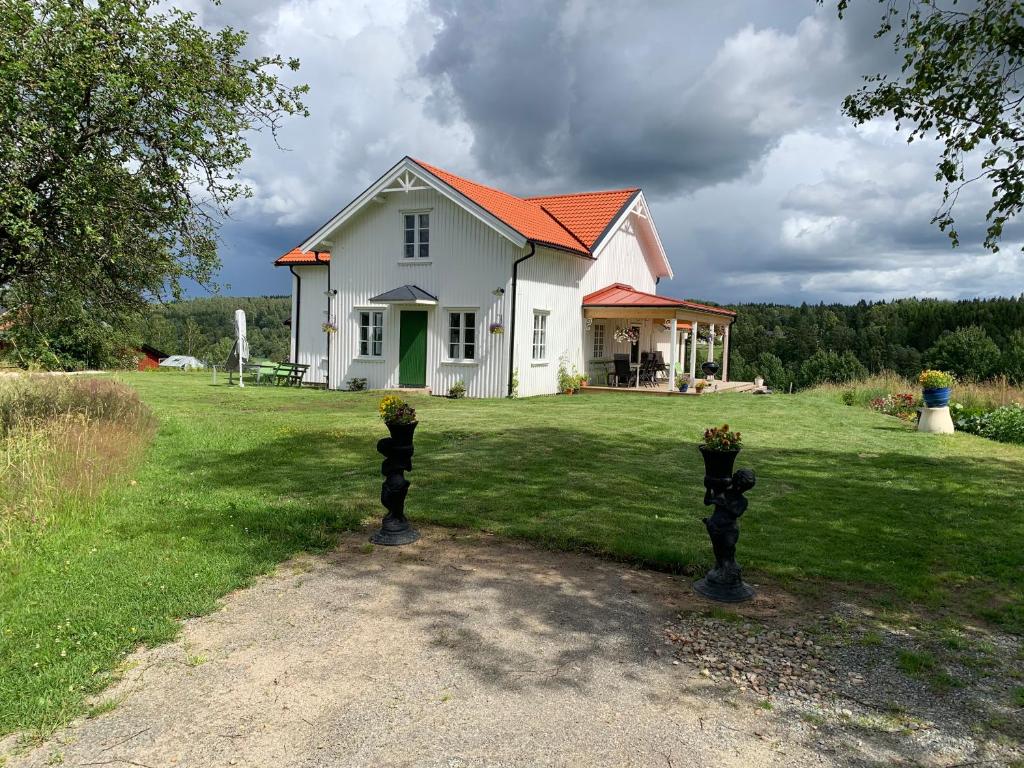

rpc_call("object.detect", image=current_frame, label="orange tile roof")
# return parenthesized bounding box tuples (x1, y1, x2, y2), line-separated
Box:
(583, 283, 736, 317)
(525, 189, 639, 249)
(412, 159, 593, 255)
(275, 248, 331, 266)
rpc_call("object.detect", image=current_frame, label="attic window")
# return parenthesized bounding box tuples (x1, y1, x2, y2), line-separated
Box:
(403, 212, 430, 259)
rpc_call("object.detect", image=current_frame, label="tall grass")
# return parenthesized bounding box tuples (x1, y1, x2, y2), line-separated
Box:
(815, 371, 1024, 411)
(0, 376, 155, 543)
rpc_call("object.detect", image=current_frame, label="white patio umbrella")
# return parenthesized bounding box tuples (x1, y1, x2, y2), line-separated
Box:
(232, 309, 249, 387)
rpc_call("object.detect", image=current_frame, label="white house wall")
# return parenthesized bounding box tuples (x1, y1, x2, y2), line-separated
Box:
(325, 186, 520, 397)
(581, 220, 658, 295)
(513, 246, 589, 397)
(291, 265, 329, 384)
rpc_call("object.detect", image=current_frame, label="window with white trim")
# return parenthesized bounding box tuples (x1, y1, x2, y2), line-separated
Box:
(532, 311, 547, 360)
(403, 212, 430, 259)
(448, 311, 476, 360)
(359, 311, 383, 357)
(593, 323, 605, 358)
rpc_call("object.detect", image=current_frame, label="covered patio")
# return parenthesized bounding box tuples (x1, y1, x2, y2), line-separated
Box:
(581, 283, 746, 394)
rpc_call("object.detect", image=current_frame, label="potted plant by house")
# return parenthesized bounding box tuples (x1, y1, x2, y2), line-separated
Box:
(448, 380, 466, 399)
(675, 372, 689, 393)
(557, 358, 578, 394)
(918, 369, 954, 408)
(577, 373, 589, 390)
(694, 379, 707, 395)
(699, 424, 742, 484)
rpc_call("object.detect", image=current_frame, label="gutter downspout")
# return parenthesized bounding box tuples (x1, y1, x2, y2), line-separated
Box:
(288, 266, 302, 364)
(314, 252, 331, 388)
(507, 242, 536, 397)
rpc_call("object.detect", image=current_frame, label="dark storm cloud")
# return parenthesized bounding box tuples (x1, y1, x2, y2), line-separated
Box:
(419, 0, 898, 194)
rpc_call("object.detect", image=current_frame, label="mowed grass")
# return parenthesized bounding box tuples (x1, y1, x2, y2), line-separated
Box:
(2, 371, 1023, 737)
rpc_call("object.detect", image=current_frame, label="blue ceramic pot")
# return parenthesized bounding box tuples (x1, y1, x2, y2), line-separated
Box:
(922, 387, 950, 408)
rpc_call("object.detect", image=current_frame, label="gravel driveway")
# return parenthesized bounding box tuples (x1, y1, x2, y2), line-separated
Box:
(3, 528, 1016, 767)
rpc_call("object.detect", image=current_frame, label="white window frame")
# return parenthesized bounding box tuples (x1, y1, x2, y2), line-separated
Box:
(532, 310, 549, 362)
(357, 308, 384, 358)
(593, 323, 605, 358)
(401, 210, 431, 260)
(445, 309, 478, 363)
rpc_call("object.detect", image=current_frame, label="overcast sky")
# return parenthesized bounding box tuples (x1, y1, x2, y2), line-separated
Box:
(174, 0, 1024, 305)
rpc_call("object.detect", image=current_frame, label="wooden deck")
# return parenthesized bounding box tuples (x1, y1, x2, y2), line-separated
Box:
(584, 380, 756, 396)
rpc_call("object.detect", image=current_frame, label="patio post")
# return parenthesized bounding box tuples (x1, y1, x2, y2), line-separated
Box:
(722, 324, 730, 382)
(707, 323, 716, 363)
(689, 319, 699, 381)
(668, 317, 678, 389)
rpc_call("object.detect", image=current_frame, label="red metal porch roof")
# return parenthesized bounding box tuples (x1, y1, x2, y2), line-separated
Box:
(583, 283, 736, 317)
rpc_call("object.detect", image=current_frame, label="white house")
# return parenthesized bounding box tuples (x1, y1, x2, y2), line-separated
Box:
(275, 156, 736, 397)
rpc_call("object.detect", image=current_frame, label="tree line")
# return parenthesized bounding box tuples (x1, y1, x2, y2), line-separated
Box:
(142, 296, 291, 365)
(725, 296, 1024, 390)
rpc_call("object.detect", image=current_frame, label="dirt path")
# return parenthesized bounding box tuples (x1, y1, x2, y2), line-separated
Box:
(3, 529, 1014, 767)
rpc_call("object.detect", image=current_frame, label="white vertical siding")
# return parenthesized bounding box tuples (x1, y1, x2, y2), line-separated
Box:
(581, 224, 658, 295)
(514, 247, 588, 397)
(325, 187, 519, 397)
(291, 265, 329, 384)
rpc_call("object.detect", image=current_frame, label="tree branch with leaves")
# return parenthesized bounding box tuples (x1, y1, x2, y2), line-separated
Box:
(829, 0, 1024, 251)
(0, 0, 308, 366)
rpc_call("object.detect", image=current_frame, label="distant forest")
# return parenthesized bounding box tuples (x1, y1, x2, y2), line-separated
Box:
(724, 296, 1024, 389)
(142, 296, 291, 364)
(142, 294, 1024, 388)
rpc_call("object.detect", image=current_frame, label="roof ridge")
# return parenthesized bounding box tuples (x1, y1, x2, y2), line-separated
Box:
(525, 188, 640, 201)
(411, 158, 530, 203)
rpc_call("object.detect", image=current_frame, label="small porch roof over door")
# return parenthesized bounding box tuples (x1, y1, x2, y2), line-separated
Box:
(369, 284, 438, 305)
(582, 283, 735, 322)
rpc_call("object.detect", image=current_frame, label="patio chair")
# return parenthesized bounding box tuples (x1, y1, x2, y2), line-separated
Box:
(612, 355, 636, 387)
(653, 351, 669, 379)
(638, 358, 657, 387)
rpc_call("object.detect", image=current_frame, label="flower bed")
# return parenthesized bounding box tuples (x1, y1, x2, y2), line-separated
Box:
(869, 392, 918, 420)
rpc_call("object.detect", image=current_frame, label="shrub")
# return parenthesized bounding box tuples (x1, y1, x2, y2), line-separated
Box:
(841, 390, 856, 406)
(979, 404, 1024, 445)
(448, 380, 466, 399)
(1001, 329, 1024, 385)
(925, 325, 1001, 381)
(702, 424, 742, 451)
(346, 377, 367, 391)
(798, 350, 867, 388)
(751, 352, 792, 391)
(378, 395, 416, 424)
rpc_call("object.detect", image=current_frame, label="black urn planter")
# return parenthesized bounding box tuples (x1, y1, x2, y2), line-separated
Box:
(695, 445, 756, 603)
(371, 420, 420, 546)
(698, 445, 739, 488)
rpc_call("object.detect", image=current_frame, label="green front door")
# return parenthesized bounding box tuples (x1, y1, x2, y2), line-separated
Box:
(398, 310, 428, 388)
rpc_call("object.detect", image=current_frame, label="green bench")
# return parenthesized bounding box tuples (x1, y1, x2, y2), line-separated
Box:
(240, 361, 310, 386)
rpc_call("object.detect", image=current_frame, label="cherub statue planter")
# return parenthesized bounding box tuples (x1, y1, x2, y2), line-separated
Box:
(695, 433, 756, 602)
(372, 396, 420, 546)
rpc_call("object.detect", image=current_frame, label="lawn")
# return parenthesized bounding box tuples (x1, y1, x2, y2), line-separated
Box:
(2, 371, 1023, 737)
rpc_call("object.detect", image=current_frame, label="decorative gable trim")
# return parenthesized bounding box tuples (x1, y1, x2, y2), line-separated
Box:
(590, 191, 673, 279)
(298, 157, 528, 254)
